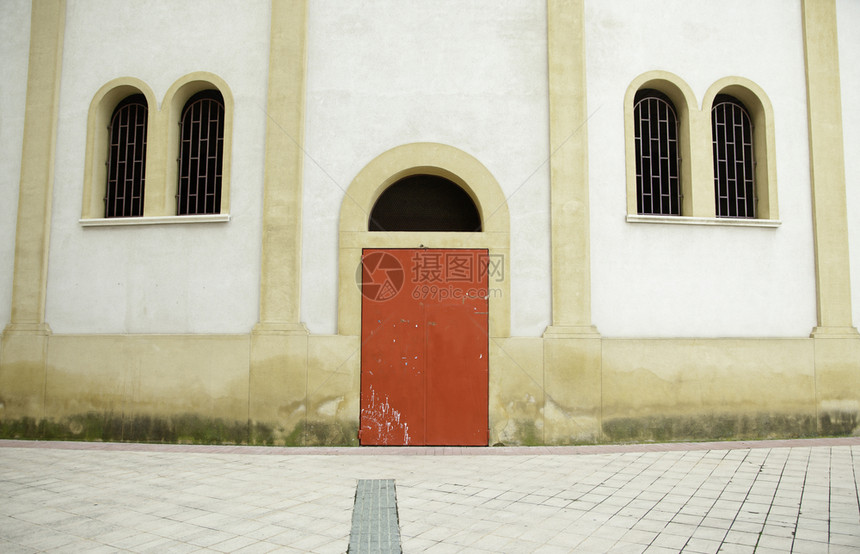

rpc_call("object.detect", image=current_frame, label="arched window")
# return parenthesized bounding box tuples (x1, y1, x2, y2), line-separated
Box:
(712, 95, 755, 218)
(634, 89, 681, 215)
(177, 90, 224, 215)
(105, 94, 147, 217)
(369, 174, 481, 232)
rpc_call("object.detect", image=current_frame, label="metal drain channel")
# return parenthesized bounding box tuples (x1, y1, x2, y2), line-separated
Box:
(348, 479, 402, 553)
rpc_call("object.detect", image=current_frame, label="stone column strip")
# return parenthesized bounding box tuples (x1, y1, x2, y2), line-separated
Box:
(802, 0, 859, 337)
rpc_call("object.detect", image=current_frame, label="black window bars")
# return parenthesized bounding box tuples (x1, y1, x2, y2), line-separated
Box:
(712, 95, 756, 218)
(105, 94, 148, 218)
(177, 90, 224, 215)
(634, 89, 681, 216)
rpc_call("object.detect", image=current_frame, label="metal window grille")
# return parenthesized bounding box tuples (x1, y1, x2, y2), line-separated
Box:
(105, 95, 147, 217)
(712, 95, 756, 218)
(634, 90, 681, 215)
(177, 90, 224, 215)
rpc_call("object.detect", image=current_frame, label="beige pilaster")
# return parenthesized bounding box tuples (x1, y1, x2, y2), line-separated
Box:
(543, 337, 602, 443)
(254, 0, 309, 335)
(542, 0, 601, 444)
(1, 0, 65, 420)
(544, 0, 598, 338)
(249, 0, 310, 440)
(802, 0, 858, 337)
(5, 0, 64, 333)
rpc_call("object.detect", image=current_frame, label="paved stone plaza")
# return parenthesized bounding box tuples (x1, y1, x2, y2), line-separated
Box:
(1, 438, 859, 553)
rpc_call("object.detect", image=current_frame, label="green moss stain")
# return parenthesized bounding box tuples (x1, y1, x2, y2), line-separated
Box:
(518, 420, 542, 446)
(3, 411, 846, 446)
(819, 411, 858, 436)
(0, 417, 54, 439)
(495, 419, 542, 447)
(0, 413, 275, 445)
(285, 420, 359, 446)
(603, 413, 818, 443)
(249, 422, 276, 446)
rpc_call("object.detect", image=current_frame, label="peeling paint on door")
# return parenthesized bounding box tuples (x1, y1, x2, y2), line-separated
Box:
(360, 386, 411, 445)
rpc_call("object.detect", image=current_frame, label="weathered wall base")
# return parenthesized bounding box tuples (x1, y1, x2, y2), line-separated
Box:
(1, 332, 858, 445)
(815, 337, 860, 435)
(601, 338, 819, 443)
(0, 329, 51, 420)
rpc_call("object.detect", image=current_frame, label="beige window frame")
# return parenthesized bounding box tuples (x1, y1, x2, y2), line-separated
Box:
(624, 72, 779, 227)
(704, 77, 779, 221)
(81, 72, 233, 226)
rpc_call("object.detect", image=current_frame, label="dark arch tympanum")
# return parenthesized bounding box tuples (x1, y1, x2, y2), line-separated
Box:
(368, 174, 482, 232)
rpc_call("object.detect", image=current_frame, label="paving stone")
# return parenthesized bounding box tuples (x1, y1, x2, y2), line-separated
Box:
(2, 439, 860, 552)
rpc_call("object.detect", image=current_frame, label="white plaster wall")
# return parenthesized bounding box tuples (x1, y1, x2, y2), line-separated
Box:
(0, 1, 31, 329)
(46, 0, 269, 334)
(301, 0, 552, 336)
(587, 0, 817, 337)
(838, 0, 860, 331)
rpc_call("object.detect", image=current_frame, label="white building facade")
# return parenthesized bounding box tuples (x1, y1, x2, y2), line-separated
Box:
(0, 0, 857, 445)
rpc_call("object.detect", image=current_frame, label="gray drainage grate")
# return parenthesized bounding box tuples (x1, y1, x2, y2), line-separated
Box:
(348, 479, 402, 553)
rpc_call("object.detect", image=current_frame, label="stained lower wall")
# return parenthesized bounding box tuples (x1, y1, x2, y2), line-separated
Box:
(600, 339, 818, 442)
(0, 332, 857, 445)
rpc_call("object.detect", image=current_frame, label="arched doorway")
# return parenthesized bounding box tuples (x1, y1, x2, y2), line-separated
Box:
(338, 143, 510, 446)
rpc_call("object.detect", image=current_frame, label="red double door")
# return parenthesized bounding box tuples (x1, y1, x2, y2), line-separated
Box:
(359, 248, 489, 446)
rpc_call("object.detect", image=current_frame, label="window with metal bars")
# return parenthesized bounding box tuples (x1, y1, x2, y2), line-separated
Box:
(712, 95, 756, 218)
(634, 89, 681, 215)
(105, 94, 148, 217)
(177, 90, 224, 215)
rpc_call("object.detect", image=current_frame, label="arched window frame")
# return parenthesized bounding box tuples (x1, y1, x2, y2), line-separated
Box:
(164, 74, 233, 219)
(711, 95, 756, 218)
(624, 73, 779, 226)
(105, 94, 148, 218)
(633, 89, 682, 216)
(81, 78, 156, 221)
(624, 72, 696, 218)
(176, 90, 225, 215)
(81, 73, 233, 226)
(703, 78, 778, 221)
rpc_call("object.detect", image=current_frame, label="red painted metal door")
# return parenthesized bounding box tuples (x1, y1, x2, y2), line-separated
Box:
(359, 248, 489, 446)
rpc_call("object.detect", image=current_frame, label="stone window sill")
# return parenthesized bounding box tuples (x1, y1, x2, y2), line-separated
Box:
(79, 214, 230, 227)
(626, 214, 781, 228)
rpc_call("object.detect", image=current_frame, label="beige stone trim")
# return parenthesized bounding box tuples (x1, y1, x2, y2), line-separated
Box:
(6, 0, 65, 333)
(626, 215, 781, 228)
(624, 71, 702, 217)
(703, 76, 779, 220)
(162, 72, 234, 216)
(337, 142, 511, 338)
(79, 214, 230, 227)
(255, 0, 308, 334)
(545, 0, 597, 337)
(1, 0, 64, 421)
(802, 0, 858, 336)
(1, 323, 52, 337)
(339, 231, 509, 250)
(624, 72, 778, 222)
(81, 78, 157, 219)
(81, 72, 234, 220)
